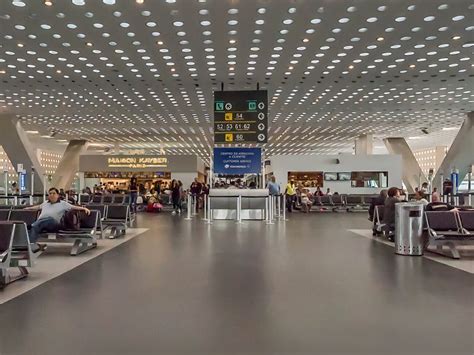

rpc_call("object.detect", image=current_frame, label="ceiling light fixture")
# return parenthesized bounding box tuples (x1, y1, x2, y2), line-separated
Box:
(44, 0, 53, 6)
(136, 0, 144, 4)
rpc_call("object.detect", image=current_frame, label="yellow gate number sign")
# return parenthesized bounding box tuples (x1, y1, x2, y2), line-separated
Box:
(225, 133, 233, 142)
(225, 112, 233, 121)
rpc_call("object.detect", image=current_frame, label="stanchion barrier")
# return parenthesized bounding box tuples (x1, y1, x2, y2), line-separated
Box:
(282, 194, 287, 221)
(266, 196, 274, 225)
(192, 194, 199, 216)
(3, 171, 8, 197)
(236, 195, 242, 224)
(184, 193, 193, 220)
(274, 195, 280, 219)
(202, 194, 208, 221)
(206, 195, 212, 224)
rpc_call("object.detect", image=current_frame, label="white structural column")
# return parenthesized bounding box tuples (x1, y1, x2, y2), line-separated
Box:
(434, 112, 474, 190)
(384, 137, 427, 193)
(0, 115, 45, 193)
(355, 134, 373, 155)
(51, 140, 88, 190)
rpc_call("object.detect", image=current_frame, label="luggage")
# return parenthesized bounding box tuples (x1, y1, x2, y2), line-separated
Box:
(60, 210, 81, 230)
(146, 202, 162, 213)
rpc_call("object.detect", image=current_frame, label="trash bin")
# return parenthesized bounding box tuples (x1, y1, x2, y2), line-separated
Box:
(394, 202, 424, 256)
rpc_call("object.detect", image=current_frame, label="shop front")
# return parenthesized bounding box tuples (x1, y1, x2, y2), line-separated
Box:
(78, 154, 206, 192)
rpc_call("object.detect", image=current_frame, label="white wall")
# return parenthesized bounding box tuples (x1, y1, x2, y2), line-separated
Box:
(171, 173, 198, 189)
(268, 154, 402, 195)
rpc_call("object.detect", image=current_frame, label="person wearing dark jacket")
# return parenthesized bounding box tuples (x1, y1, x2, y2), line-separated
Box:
(171, 179, 181, 215)
(369, 189, 387, 221)
(426, 193, 456, 211)
(383, 187, 402, 240)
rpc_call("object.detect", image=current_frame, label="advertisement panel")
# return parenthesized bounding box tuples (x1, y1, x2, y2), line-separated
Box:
(214, 148, 261, 175)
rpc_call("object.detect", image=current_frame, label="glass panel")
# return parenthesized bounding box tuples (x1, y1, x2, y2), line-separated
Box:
(350, 171, 388, 188)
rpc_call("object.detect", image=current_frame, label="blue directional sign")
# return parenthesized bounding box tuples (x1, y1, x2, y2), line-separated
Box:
(214, 147, 262, 175)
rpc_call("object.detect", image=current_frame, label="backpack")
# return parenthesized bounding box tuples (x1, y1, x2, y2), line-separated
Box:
(60, 210, 81, 231)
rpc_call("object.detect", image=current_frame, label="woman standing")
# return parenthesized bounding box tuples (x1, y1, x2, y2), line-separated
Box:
(171, 179, 181, 215)
(129, 175, 138, 213)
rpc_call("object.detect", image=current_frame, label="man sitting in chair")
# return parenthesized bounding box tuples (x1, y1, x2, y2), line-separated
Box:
(25, 188, 90, 250)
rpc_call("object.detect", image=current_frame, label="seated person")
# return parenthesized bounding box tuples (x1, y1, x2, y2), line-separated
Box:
(368, 189, 387, 221)
(383, 187, 402, 240)
(426, 193, 456, 211)
(25, 188, 91, 249)
(314, 186, 323, 197)
(300, 189, 313, 213)
(413, 191, 429, 205)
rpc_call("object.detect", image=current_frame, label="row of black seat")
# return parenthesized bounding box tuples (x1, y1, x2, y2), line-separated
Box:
(80, 194, 130, 205)
(0, 204, 134, 289)
(371, 206, 474, 259)
(424, 210, 474, 259)
(309, 194, 377, 212)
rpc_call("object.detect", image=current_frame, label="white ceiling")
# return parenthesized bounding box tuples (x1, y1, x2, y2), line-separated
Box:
(0, 0, 472, 160)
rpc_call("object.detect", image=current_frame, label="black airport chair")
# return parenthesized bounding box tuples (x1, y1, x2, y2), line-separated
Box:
(113, 195, 125, 204)
(0, 209, 11, 221)
(9, 210, 39, 228)
(91, 195, 103, 204)
(51, 211, 100, 255)
(458, 210, 474, 234)
(0, 221, 38, 289)
(103, 204, 129, 239)
(424, 211, 474, 259)
(102, 195, 113, 204)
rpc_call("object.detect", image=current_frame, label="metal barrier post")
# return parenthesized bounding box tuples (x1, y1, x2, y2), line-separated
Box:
(192, 195, 199, 216)
(13, 195, 18, 206)
(202, 194, 208, 221)
(43, 174, 47, 202)
(184, 193, 193, 220)
(282, 194, 287, 221)
(236, 195, 242, 224)
(206, 195, 213, 224)
(29, 169, 35, 205)
(266, 196, 274, 225)
(275, 195, 280, 219)
(3, 171, 8, 197)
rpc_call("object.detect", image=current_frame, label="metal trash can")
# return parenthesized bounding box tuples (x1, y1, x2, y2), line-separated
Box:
(394, 202, 424, 256)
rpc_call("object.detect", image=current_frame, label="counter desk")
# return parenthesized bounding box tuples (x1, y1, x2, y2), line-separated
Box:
(208, 189, 269, 220)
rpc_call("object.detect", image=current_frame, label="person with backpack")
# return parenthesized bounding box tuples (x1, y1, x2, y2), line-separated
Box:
(25, 187, 91, 249)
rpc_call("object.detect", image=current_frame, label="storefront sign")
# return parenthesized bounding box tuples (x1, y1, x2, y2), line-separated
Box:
(107, 156, 168, 169)
(214, 90, 268, 144)
(214, 148, 261, 175)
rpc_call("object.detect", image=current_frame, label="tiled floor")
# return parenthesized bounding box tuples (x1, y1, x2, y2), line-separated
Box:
(0, 212, 473, 355)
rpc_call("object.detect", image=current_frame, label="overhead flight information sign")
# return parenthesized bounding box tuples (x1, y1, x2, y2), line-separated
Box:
(214, 90, 268, 144)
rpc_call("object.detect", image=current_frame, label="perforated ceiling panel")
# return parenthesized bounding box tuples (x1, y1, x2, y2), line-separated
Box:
(0, 0, 472, 159)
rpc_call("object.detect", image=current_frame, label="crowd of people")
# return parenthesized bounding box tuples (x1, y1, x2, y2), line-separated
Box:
(283, 179, 339, 213)
(368, 185, 461, 241)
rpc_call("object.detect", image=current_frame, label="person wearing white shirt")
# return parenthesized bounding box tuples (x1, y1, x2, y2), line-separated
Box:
(25, 187, 90, 245)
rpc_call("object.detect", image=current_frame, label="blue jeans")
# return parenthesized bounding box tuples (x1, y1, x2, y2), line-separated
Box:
(30, 217, 60, 243)
(130, 192, 138, 212)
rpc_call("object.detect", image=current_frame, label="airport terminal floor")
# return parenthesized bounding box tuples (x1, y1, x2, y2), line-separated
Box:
(1, 212, 473, 355)
(1, 0, 474, 354)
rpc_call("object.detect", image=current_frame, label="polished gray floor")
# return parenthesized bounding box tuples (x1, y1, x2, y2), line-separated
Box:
(1, 213, 473, 355)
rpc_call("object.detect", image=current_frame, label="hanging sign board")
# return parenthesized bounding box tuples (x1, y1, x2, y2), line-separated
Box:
(213, 147, 262, 175)
(214, 90, 268, 144)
